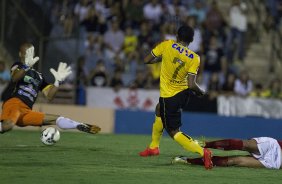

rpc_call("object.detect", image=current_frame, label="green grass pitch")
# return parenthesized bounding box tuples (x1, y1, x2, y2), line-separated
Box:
(0, 130, 281, 184)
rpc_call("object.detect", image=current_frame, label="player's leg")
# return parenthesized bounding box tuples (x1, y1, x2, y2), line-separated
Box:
(149, 103, 163, 149)
(0, 99, 21, 133)
(45, 114, 101, 134)
(140, 103, 163, 156)
(0, 120, 15, 133)
(174, 156, 264, 168)
(227, 156, 264, 168)
(160, 91, 213, 169)
(204, 139, 259, 153)
(20, 112, 101, 134)
(204, 139, 244, 150)
(159, 93, 204, 156)
(242, 139, 260, 154)
(173, 156, 228, 167)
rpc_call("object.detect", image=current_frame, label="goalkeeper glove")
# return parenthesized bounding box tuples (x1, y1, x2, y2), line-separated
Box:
(50, 62, 72, 87)
(24, 46, 39, 69)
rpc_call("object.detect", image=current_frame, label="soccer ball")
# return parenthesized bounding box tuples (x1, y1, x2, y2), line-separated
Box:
(41, 127, 60, 145)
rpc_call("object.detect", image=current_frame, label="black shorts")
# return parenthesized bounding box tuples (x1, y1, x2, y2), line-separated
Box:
(159, 89, 191, 131)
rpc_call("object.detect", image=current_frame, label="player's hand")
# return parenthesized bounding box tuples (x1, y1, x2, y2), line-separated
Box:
(196, 90, 208, 98)
(50, 62, 72, 87)
(24, 46, 39, 67)
(191, 89, 207, 98)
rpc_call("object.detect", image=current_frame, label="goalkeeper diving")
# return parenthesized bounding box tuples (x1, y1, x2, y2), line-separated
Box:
(0, 43, 101, 134)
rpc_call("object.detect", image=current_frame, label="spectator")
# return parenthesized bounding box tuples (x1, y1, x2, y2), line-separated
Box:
(84, 34, 105, 72)
(76, 56, 88, 86)
(143, 0, 163, 24)
(50, 0, 75, 25)
(144, 72, 155, 89)
(166, 0, 186, 16)
(225, 0, 247, 63)
(186, 16, 202, 54)
(163, 0, 186, 24)
(0, 61, 10, 84)
(249, 83, 268, 98)
(147, 62, 161, 88)
(204, 0, 226, 44)
(265, 78, 282, 99)
(124, 0, 144, 28)
(107, 1, 125, 25)
(88, 59, 108, 87)
(103, 20, 125, 59)
(188, 1, 207, 24)
(110, 69, 124, 92)
(138, 21, 154, 49)
(81, 6, 107, 34)
(161, 23, 177, 40)
(75, 56, 88, 105)
(62, 13, 74, 37)
(49, 12, 75, 37)
(113, 56, 125, 73)
(207, 72, 221, 99)
(94, 0, 110, 20)
(222, 72, 236, 95)
(127, 52, 146, 76)
(234, 70, 253, 96)
(202, 36, 227, 89)
(131, 70, 147, 89)
(74, 0, 90, 23)
(123, 26, 138, 58)
(264, 0, 282, 31)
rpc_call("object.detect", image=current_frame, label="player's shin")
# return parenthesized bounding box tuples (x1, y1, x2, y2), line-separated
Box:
(149, 116, 163, 149)
(212, 156, 229, 166)
(173, 132, 204, 156)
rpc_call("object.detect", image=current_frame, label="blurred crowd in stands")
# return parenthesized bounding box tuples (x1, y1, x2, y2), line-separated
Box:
(1, 0, 282, 104)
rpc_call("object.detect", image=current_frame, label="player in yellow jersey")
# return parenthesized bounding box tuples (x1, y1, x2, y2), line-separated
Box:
(139, 25, 213, 169)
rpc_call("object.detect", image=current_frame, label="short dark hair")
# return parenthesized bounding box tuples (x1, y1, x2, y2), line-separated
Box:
(177, 25, 194, 44)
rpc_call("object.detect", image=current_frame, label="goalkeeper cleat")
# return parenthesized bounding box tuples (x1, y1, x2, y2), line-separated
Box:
(77, 123, 101, 134)
(139, 147, 160, 157)
(171, 156, 189, 165)
(203, 148, 213, 170)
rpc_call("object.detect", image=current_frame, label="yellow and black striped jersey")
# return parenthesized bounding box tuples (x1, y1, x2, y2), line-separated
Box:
(151, 40, 200, 97)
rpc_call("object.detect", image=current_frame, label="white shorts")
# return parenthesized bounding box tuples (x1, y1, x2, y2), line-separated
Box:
(252, 137, 282, 169)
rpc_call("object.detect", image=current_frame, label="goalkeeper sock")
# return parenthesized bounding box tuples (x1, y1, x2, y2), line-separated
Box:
(149, 116, 163, 149)
(174, 132, 204, 156)
(56, 117, 80, 129)
(205, 139, 243, 150)
(187, 156, 229, 167)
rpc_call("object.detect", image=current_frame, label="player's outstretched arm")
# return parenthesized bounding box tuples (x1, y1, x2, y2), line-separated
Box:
(50, 62, 72, 87)
(11, 46, 40, 82)
(187, 74, 206, 97)
(43, 62, 72, 101)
